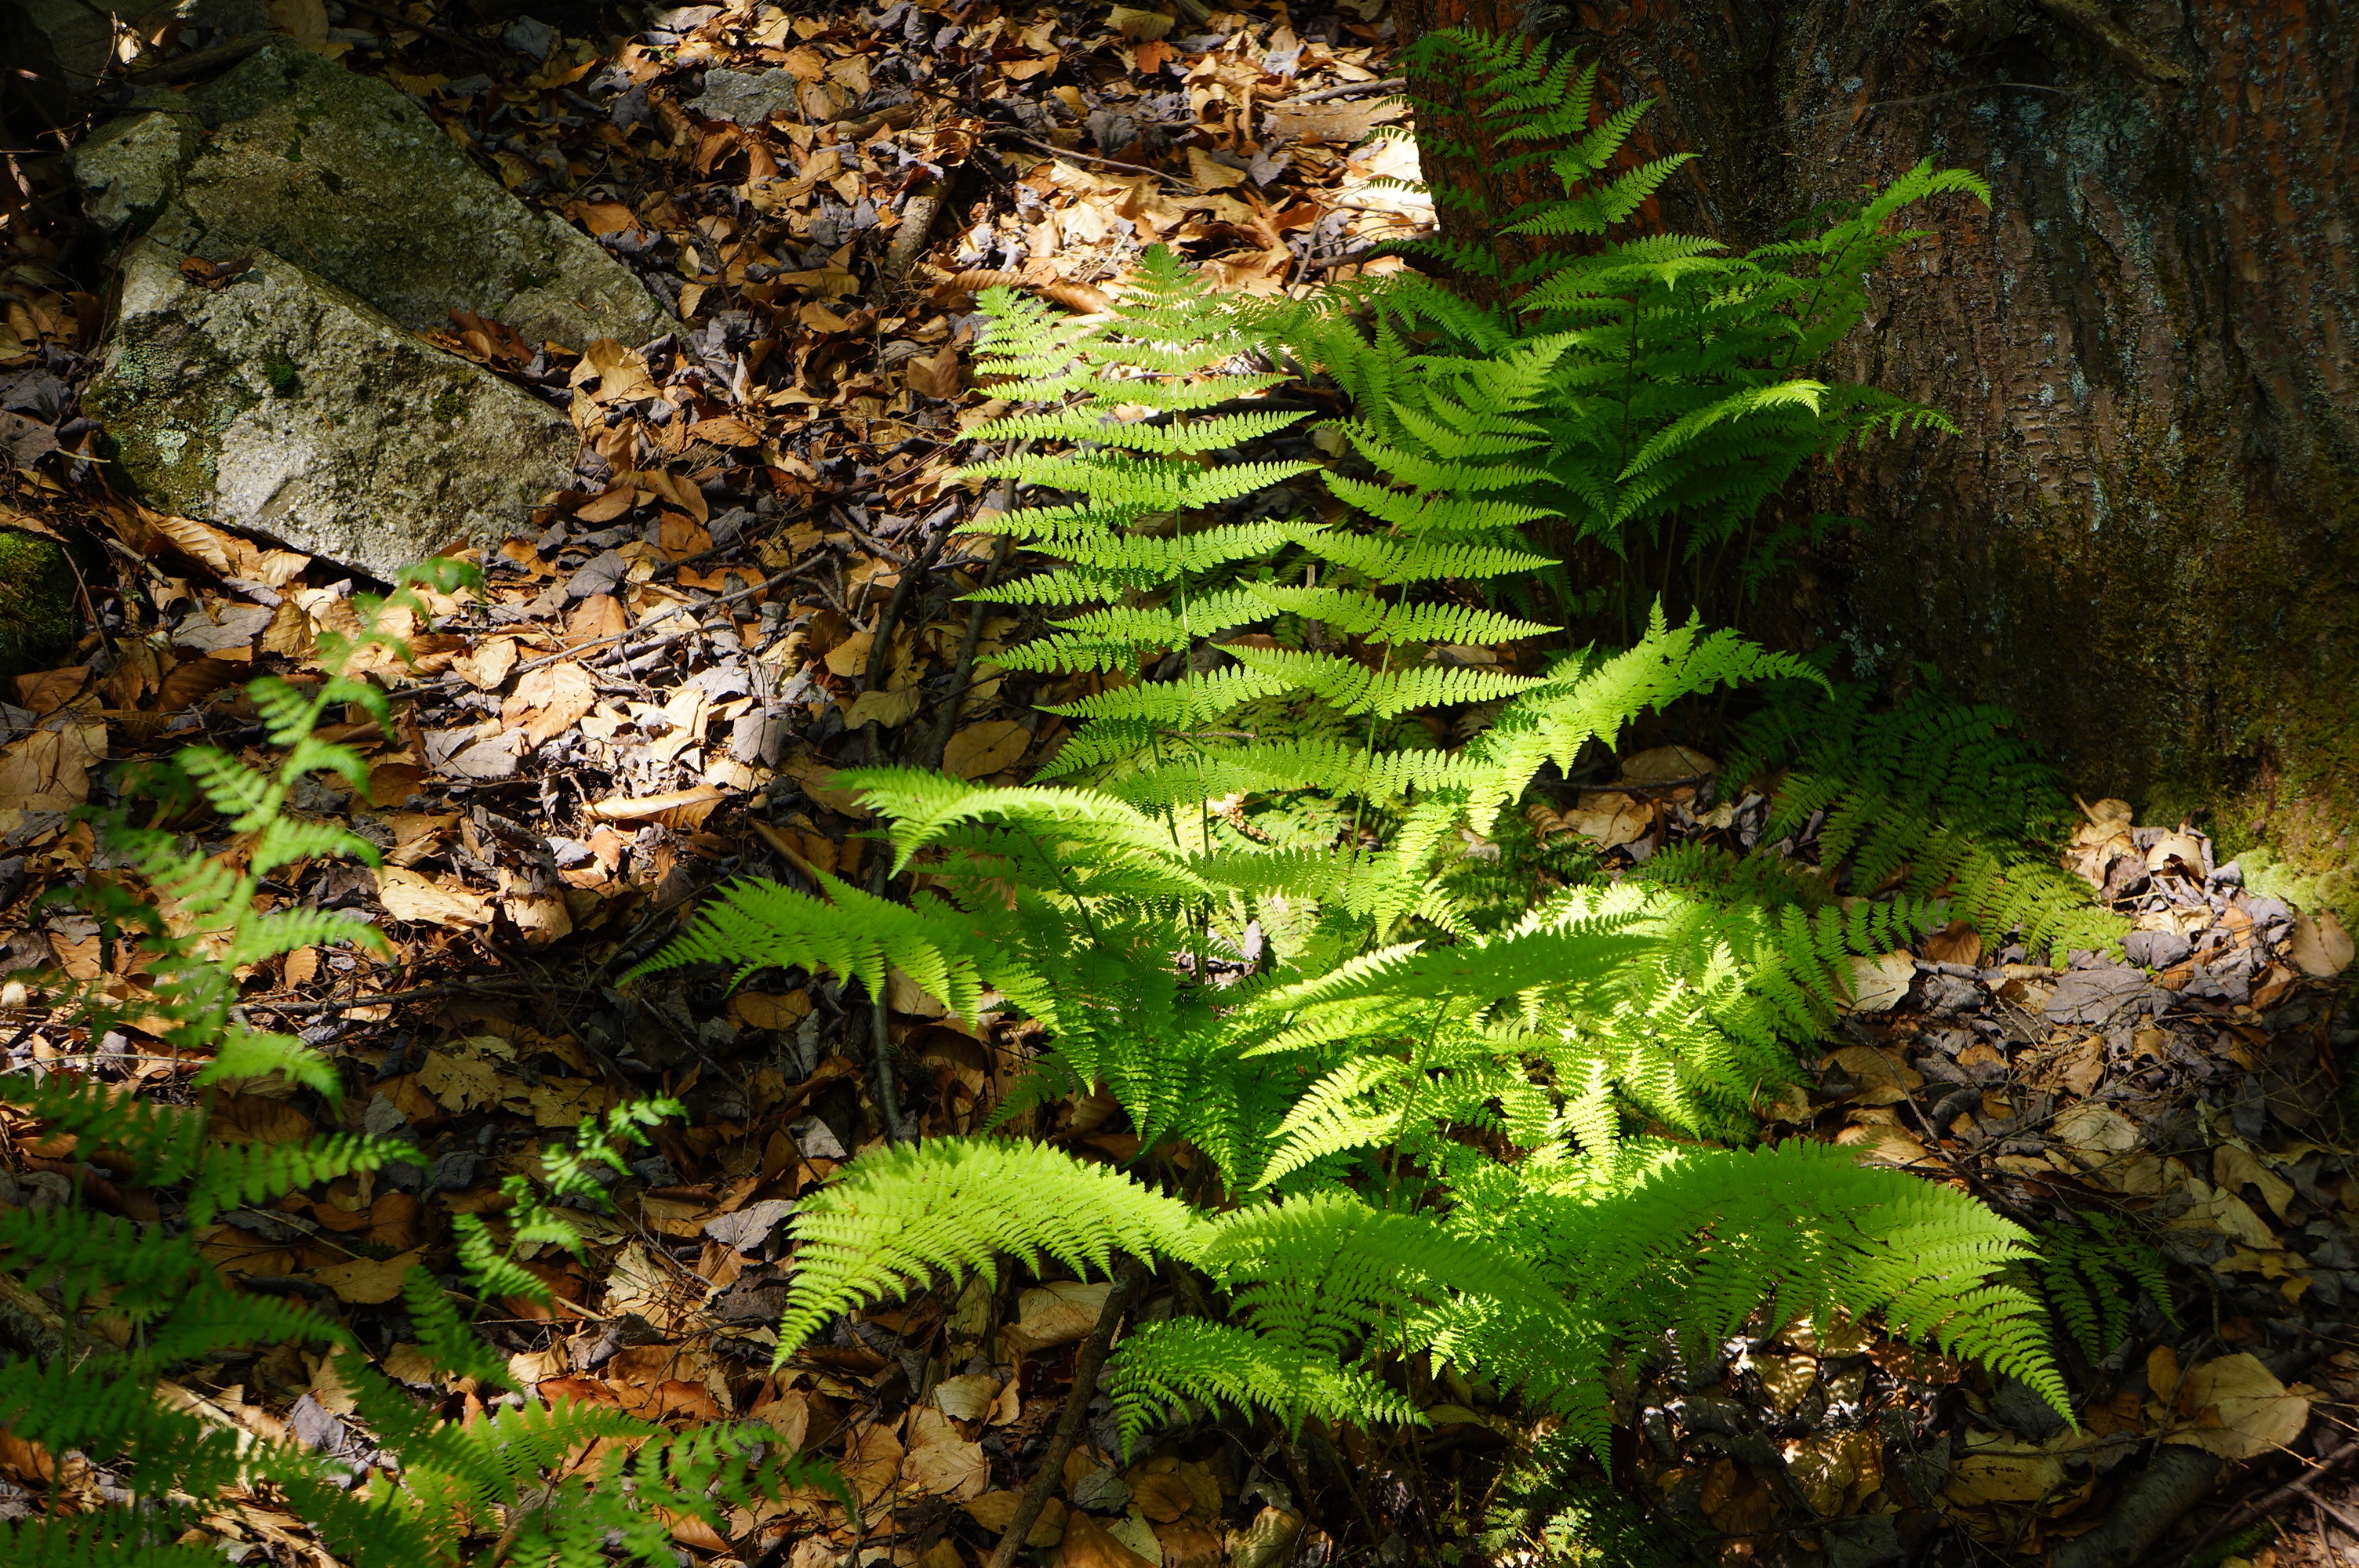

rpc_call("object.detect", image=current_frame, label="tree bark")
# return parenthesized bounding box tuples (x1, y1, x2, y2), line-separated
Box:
(1394, 0, 2359, 881)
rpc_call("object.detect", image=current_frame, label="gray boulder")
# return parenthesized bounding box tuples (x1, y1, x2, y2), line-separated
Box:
(73, 93, 202, 232)
(84, 240, 578, 582)
(77, 42, 676, 350)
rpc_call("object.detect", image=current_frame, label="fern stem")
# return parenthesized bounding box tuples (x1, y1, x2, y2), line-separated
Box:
(984, 1254, 1151, 1568)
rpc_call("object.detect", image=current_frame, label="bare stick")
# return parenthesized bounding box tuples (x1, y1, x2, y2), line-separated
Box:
(1280, 77, 1406, 105)
(985, 1256, 1150, 1568)
(2178, 1436, 2359, 1562)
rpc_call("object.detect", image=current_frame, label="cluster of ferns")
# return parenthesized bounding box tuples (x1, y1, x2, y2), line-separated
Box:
(2, 568, 841, 1567)
(0, 32, 2135, 1567)
(637, 32, 2117, 1479)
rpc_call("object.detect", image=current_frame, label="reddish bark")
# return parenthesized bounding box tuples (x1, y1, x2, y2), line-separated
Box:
(1395, 0, 2359, 860)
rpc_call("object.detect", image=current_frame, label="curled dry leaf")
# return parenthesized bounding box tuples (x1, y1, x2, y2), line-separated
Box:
(587, 784, 726, 826)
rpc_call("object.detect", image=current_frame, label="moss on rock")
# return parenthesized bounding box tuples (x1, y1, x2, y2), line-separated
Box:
(0, 530, 79, 678)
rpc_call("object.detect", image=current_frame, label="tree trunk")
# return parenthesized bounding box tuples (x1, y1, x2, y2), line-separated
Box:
(1394, 0, 2359, 891)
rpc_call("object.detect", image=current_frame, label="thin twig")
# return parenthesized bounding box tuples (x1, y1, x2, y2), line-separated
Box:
(1279, 76, 1406, 105)
(240, 979, 540, 1014)
(994, 131, 1201, 191)
(2181, 1436, 2359, 1560)
(984, 1256, 1151, 1568)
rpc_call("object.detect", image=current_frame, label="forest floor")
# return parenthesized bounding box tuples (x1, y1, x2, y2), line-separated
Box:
(3, 2, 2359, 1566)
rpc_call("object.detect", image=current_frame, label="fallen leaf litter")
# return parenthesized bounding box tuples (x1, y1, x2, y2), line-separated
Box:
(2, 1, 2358, 1565)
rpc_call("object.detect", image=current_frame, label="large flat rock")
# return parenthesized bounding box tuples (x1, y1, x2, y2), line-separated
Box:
(85, 240, 578, 582)
(78, 42, 676, 351)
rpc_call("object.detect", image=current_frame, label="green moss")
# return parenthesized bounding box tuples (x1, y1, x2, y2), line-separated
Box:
(0, 531, 79, 678)
(263, 358, 301, 396)
(430, 384, 467, 422)
(84, 323, 264, 514)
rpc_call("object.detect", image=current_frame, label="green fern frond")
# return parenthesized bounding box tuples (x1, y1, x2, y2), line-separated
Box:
(773, 1138, 1205, 1361)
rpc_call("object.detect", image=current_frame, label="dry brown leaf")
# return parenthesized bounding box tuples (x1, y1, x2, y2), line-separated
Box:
(887, 967, 951, 1019)
(969, 1492, 1067, 1547)
(530, 1078, 616, 1127)
(1224, 1508, 1303, 1568)
(576, 337, 662, 405)
(747, 1388, 811, 1450)
(1129, 1468, 1196, 1523)
(587, 784, 726, 827)
(2290, 909, 2354, 977)
(1841, 951, 1916, 1014)
(843, 1422, 905, 1506)
(932, 1374, 1002, 1423)
(1107, 5, 1172, 39)
(260, 599, 314, 658)
(14, 666, 88, 713)
(843, 686, 922, 729)
(2173, 1177, 2279, 1250)
(688, 415, 762, 446)
(366, 763, 425, 809)
(1059, 1509, 1156, 1568)
(158, 655, 241, 710)
(1561, 789, 1652, 850)
(417, 1051, 507, 1113)
(823, 630, 874, 679)
(266, 0, 329, 49)
(1924, 919, 1984, 966)
(147, 511, 236, 572)
(376, 868, 493, 927)
(2167, 1353, 2311, 1458)
(2216, 1144, 2297, 1220)
(567, 593, 627, 646)
(503, 662, 598, 746)
(502, 888, 573, 946)
(729, 991, 812, 1030)
(1152, 1519, 1223, 1568)
(208, 1094, 314, 1145)
(903, 340, 964, 400)
(1005, 1280, 1110, 1354)
(902, 1407, 990, 1500)
(0, 719, 107, 816)
(943, 719, 1030, 780)
(1185, 147, 1250, 190)
(1943, 1452, 2064, 1505)
(453, 638, 521, 691)
(312, 1248, 425, 1305)
(1616, 743, 1714, 783)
